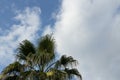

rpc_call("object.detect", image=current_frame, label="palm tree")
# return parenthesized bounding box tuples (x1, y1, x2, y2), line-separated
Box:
(0, 34, 82, 80)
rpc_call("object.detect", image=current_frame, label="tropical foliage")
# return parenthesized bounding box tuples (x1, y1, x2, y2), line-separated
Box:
(0, 34, 82, 80)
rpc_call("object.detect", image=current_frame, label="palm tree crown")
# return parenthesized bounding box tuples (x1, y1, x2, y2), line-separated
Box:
(0, 34, 82, 80)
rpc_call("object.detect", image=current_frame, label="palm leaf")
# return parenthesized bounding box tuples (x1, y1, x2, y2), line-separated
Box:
(46, 68, 67, 80)
(2, 62, 23, 75)
(65, 68, 82, 80)
(37, 34, 55, 59)
(3, 75, 19, 80)
(56, 55, 78, 68)
(16, 40, 36, 61)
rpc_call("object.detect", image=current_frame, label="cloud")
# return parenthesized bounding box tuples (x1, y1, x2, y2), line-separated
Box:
(44, 0, 120, 80)
(42, 25, 53, 36)
(0, 7, 41, 71)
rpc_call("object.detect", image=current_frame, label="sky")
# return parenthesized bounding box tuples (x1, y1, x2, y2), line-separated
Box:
(0, 0, 120, 80)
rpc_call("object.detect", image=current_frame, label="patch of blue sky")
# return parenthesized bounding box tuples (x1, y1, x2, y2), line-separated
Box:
(112, 5, 120, 18)
(0, 0, 60, 37)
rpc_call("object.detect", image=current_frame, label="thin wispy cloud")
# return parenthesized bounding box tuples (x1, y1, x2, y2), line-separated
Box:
(0, 7, 41, 71)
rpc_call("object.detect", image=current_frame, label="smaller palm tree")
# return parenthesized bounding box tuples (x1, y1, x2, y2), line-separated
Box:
(0, 34, 82, 80)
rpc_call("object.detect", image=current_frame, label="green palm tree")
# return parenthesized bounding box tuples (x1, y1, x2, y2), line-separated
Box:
(0, 34, 82, 80)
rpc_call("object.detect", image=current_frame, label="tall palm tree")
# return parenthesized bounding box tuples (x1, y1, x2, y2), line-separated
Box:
(0, 34, 82, 80)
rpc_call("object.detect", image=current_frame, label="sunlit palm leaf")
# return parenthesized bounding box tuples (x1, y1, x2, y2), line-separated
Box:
(46, 68, 67, 80)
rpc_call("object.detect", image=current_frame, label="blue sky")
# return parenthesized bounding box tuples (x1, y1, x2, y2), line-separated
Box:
(0, 0, 120, 80)
(0, 0, 60, 31)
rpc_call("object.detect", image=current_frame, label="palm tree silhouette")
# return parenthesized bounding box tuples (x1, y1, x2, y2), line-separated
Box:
(0, 34, 82, 80)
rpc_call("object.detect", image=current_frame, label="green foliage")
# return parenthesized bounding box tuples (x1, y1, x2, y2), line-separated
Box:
(2, 61, 23, 75)
(0, 34, 82, 80)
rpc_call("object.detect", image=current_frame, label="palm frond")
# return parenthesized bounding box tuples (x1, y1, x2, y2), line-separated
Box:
(47, 68, 67, 80)
(37, 34, 55, 58)
(16, 40, 36, 61)
(20, 70, 37, 80)
(2, 62, 23, 75)
(57, 55, 78, 68)
(65, 68, 82, 80)
(3, 75, 19, 80)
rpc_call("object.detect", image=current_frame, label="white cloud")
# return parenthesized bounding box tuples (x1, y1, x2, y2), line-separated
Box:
(0, 7, 41, 71)
(44, 0, 120, 80)
(42, 25, 53, 36)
